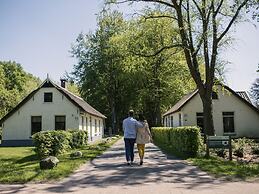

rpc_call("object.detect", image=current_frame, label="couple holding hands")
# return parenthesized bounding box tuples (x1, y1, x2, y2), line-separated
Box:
(122, 110, 153, 166)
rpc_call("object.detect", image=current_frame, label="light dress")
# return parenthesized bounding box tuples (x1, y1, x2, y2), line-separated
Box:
(136, 121, 151, 144)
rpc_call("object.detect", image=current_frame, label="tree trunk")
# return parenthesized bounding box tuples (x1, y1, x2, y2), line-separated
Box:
(200, 92, 215, 157)
(201, 94, 215, 136)
(111, 102, 117, 134)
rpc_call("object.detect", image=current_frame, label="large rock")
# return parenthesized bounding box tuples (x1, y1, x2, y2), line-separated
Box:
(70, 151, 83, 158)
(40, 156, 59, 169)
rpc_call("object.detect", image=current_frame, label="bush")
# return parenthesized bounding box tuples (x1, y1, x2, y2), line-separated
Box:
(32, 130, 72, 158)
(68, 129, 88, 148)
(232, 137, 254, 157)
(152, 126, 202, 158)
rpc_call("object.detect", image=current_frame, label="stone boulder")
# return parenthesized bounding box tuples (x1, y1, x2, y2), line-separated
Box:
(70, 151, 83, 158)
(40, 156, 59, 169)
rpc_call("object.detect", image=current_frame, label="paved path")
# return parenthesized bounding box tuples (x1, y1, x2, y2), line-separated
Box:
(0, 139, 259, 194)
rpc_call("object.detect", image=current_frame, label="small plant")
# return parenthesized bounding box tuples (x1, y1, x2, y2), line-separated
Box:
(215, 149, 226, 158)
(68, 129, 88, 148)
(232, 138, 254, 158)
(251, 144, 259, 155)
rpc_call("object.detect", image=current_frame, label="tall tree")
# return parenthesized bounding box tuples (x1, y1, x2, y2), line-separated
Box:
(126, 13, 195, 126)
(0, 61, 41, 119)
(71, 10, 195, 131)
(71, 10, 131, 133)
(108, 0, 253, 138)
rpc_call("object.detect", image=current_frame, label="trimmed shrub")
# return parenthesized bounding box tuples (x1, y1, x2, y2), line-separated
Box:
(68, 129, 88, 148)
(152, 126, 202, 158)
(151, 127, 171, 145)
(32, 130, 71, 158)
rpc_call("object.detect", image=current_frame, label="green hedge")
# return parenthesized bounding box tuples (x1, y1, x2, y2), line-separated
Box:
(68, 129, 88, 148)
(152, 126, 202, 158)
(32, 130, 88, 158)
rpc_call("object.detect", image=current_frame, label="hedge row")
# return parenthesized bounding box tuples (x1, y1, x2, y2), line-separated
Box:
(32, 130, 88, 158)
(151, 126, 202, 158)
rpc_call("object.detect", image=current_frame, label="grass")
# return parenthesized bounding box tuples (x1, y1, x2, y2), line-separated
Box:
(188, 156, 259, 181)
(0, 136, 120, 183)
(154, 141, 259, 181)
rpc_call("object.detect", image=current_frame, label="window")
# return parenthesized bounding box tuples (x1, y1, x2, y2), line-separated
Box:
(212, 91, 218, 99)
(81, 116, 84, 130)
(44, 92, 53, 102)
(179, 113, 182, 126)
(196, 113, 204, 134)
(223, 112, 235, 133)
(99, 120, 101, 134)
(55, 116, 66, 130)
(31, 116, 42, 135)
(95, 119, 97, 134)
(165, 117, 167, 127)
(170, 116, 173, 127)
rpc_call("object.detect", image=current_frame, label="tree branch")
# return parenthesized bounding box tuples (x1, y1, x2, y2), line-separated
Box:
(130, 44, 182, 57)
(114, 0, 176, 8)
(217, 0, 249, 42)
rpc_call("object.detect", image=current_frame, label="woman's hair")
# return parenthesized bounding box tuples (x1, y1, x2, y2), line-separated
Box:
(138, 114, 145, 122)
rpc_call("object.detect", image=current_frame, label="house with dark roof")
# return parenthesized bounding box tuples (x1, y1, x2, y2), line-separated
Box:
(0, 77, 106, 146)
(163, 84, 259, 138)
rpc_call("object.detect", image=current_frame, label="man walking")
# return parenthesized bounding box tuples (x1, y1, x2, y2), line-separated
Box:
(123, 110, 142, 166)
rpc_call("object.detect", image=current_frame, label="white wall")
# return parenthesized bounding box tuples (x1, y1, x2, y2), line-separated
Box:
(79, 113, 104, 142)
(164, 113, 182, 127)
(2, 87, 80, 140)
(178, 86, 259, 137)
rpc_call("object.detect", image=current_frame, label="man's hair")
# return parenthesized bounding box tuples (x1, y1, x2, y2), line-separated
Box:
(128, 110, 134, 117)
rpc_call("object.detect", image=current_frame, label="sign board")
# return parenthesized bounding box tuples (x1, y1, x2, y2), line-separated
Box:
(207, 136, 230, 149)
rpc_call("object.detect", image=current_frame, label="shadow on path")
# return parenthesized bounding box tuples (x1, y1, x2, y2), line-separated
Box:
(44, 139, 220, 193)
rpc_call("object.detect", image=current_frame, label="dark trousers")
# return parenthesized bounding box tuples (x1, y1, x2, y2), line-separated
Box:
(124, 138, 136, 162)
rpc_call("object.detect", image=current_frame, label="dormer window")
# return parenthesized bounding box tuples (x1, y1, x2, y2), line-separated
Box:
(212, 91, 218, 99)
(44, 92, 53, 102)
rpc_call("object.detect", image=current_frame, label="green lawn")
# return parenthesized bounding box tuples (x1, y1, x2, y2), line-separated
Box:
(0, 137, 120, 183)
(188, 156, 259, 181)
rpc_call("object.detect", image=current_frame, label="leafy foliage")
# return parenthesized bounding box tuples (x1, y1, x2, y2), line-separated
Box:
(70, 10, 195, 130)
(250, 78, 259, 108)
(0, 61, 41, 119)
(68, 129, 88, 148)
(32, 130, 72, 158)
(152, 126, 202, 158)
(32, 130, 87, 158)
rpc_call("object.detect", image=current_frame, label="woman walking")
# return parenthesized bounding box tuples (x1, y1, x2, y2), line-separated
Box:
(136, 114, 152, 165)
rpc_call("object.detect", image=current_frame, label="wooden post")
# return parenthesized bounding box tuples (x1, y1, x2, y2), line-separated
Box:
(206, 135, 210, 158)
(229, 136, 232, 161)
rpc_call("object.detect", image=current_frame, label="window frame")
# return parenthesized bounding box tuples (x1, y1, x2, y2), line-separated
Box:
(55, 115, 66, 130)
(222, 112, 235, 134)
(179, 113, 182, 126)
(170, 115, 173, 127)
(44, 92, 53, 102)
(31, 116, 42, 135)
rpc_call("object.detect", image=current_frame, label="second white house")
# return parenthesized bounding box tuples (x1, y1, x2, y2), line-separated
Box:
(163, 84, 259, 138)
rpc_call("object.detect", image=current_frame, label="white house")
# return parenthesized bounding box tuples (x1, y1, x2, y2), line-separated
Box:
(163, 84, 259, 138)
(0, 77, 106, 146)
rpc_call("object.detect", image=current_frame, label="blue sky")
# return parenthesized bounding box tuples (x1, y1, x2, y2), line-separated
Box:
(0, 0, 258, 91)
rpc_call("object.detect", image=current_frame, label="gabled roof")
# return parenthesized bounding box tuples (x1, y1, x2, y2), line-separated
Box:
(0, 78, 106, 125)
(236, 91, 252, 104)
(163, 89, 198, 116)
(163, 84, 259, 117)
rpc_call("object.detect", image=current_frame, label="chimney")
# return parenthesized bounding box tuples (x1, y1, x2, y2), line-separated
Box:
(60, 79, 67, 88)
